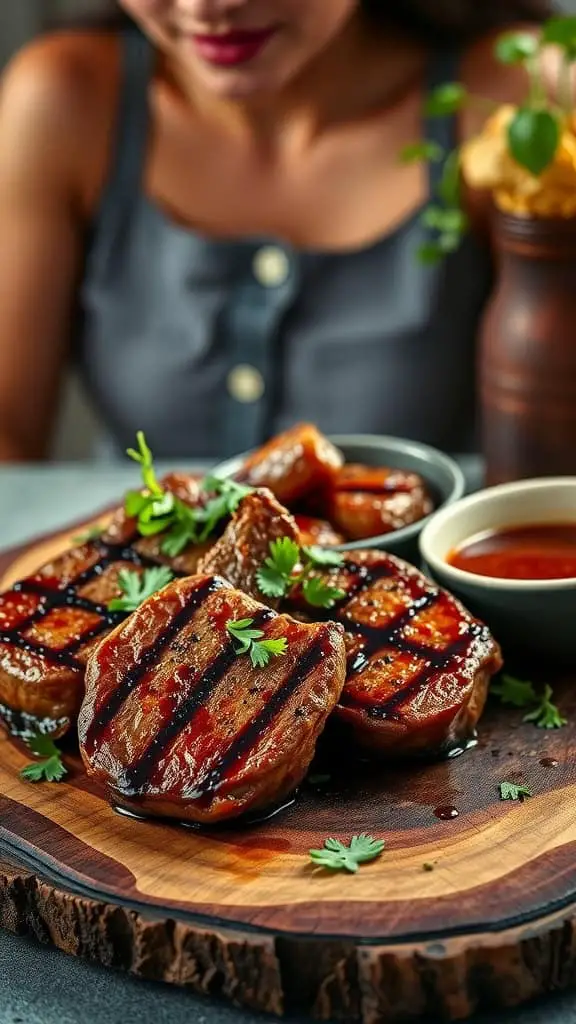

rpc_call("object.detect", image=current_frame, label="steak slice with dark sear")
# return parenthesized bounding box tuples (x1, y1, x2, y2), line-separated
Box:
(325, 465, 434, 540)
(78, 575, 347, 824)
(236, 423, 343, 504)
(285, 550, 502, 757)
(0, 470, 210, 741)
(197, 489, 299, 603)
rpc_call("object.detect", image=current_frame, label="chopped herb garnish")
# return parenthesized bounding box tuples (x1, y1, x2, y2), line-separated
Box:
(108, 566, 174, 613)
(256, 540, 346, 610)
(309, 834, 385, 874)
(125, 433, 253, 553)
(72, 525, 104, 545)
(302, 546, 345, 569)
(499, 781, 533, 801)
(491, 674, 538, 708)
(226, 618, 288, 669)
(302, 575, 345, 609)
(523, 684, 567, 730)
(492, 675, 567, 730)
(20, 735, 67, 784)
(423, 862, 436, 872)
(256, 538, 301, 599)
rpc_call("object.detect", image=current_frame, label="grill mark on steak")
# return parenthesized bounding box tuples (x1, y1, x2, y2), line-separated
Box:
(120, 607, 274, 795)
(83, 576, 226, 755)
(189, 635, 327, 800)
(295, 555, 495, 723)
(1, 536, 187, 670)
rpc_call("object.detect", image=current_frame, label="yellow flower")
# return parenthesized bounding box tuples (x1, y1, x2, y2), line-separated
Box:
(461, 103, 576, 219)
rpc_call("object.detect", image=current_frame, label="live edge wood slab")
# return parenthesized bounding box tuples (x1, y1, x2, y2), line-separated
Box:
(1, 523, 576, 1023)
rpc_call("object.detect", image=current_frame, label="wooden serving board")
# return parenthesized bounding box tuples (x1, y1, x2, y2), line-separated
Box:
(1, 524, 576, 1023)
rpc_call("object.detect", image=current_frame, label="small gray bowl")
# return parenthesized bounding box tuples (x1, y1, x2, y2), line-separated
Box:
(214, 434, 465, 562)
(419, 477, 576, 664)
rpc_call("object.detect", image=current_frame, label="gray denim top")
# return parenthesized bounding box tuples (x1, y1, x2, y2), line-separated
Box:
(78, 28, 493, 460)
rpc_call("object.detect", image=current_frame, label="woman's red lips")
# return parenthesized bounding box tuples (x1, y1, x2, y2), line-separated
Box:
(190, 28, 277, 66)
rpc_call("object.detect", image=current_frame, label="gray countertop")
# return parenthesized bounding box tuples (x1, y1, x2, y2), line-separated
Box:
(0, 462, 574, 1024)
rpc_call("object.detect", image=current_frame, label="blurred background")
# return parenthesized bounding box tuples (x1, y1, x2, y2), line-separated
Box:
(1, 0, 575, 459)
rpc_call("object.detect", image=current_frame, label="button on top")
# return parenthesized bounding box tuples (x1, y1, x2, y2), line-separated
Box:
(252, 246, 290, 287)
(227, 364, 265, 404)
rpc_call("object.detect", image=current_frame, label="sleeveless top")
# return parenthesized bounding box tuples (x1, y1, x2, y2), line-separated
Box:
(77, 28, 493, 461)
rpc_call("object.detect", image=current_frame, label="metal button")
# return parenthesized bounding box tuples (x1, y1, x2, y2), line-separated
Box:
(227, 364, 265, 403)
(252, 246, 290, 287)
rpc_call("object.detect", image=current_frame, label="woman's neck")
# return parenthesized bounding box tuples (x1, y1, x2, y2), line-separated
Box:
(160, 18, 427, 147)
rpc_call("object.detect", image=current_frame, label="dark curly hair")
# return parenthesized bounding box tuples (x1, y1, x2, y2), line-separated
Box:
(65, 0, 554, 39)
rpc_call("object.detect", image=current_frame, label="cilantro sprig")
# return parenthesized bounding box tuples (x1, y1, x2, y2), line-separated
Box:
(108, 566, 174, 613)
(523, 684, 567, 730)
(20, 735, 67, 784)
(309, 834, 385, 874)
(491, 675, 567, 730)
(125, 432, 252, 555)
(226, 618, 288, 669)
(256, 540, 346, 610)
(499, 782, 533, 802)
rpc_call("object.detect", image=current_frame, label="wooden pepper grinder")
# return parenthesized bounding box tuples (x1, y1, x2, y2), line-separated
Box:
(480, 211, 576, 485)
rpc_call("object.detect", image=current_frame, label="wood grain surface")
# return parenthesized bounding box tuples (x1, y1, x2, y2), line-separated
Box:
(1, 524, 576, 1022)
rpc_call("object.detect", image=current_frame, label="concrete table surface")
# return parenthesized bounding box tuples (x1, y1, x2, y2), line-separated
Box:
(0, 462, 574, 1024)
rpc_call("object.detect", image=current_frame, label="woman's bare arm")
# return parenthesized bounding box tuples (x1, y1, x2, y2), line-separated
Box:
(0, 35, 115, 461)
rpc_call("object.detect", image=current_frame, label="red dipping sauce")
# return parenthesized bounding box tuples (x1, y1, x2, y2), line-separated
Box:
(448, 523, 576, 581)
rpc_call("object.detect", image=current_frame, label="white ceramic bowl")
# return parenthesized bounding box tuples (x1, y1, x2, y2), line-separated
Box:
(419, 477, 576, 662)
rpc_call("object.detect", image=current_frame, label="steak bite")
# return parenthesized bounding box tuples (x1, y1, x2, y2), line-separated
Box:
(326, 465, 433, 539)
(78, 575, 346, 824)
(0, 471, 209, 740)
(237, 423, 343, 504)
(197, 490, 300, 602)
(295, 515, 346, 548)
(285, 550, 502, 757)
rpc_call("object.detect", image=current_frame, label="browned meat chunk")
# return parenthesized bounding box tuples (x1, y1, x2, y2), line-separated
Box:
(0, 473, 207, 739)
(78, 575, 346, 824)
(286, 551, 502, 757)
(197, 490, 299, 602)
(237, 423, 343, 504)
(326, 465, 433, 540)
(295, 515, 346, 548)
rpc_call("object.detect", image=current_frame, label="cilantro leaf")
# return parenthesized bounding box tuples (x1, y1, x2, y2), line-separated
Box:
(523, 685, 567, 729)
(309, 834, 385, 874)
(302, 546, 345, 568)
(491, 674, 538, 708)
(20, 735, 67, 784)
(108, 566, 174, 613)
(256, 538, 301, 599)
(249, 637, 289, 668)
(226, 619, 288, 669)
(268, 538, 301, 576)
(302, 576, 346, 609)
(499, 781, 533, 801)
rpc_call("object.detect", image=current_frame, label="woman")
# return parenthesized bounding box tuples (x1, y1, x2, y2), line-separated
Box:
(0, 0, 552, 461)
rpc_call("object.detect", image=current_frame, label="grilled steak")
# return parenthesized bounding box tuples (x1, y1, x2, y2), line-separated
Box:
(0, 473, 206, 739)
(286, 550, 502, 756)
(325, 465, 433, 539)
(197, 489, 299, 602)
(295, 515, 346, 548)
(78, 575, 346, 824)
(237, 423, 343, 504)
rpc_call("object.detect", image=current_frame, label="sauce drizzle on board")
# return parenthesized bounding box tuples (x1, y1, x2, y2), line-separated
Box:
(448, 523, 576, 581)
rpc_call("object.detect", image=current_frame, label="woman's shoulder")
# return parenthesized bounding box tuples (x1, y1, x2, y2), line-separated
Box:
(0, 30, 122, 216)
